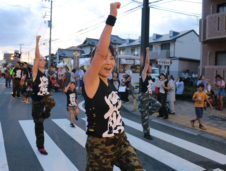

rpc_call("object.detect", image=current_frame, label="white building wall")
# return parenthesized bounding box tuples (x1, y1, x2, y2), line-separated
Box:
(170, 42, 175, 57)
(175, 32, 201, 60)
(169, 59, 179, 78)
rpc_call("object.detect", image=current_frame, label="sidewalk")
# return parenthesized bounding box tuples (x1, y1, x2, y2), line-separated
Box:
(122, 97, 226, 139)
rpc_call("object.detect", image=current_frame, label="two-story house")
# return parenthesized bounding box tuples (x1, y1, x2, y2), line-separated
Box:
(200, 0, 226, 80)
(118, 30, 201, 78)
(76, 35, 128, 68)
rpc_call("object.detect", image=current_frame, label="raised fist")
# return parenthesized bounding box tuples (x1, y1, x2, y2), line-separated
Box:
(110, 2, 121, 17)
(36, 35, 41, 42)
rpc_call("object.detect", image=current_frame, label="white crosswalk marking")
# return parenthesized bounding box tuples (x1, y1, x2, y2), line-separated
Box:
(78, 118, 205, 171)
(122, 117, 226, 165)
(0, 122, 9, 171)
(19, 120, 79, 171)
(52, 119, 121, 171)
(213, 169, 224, 171)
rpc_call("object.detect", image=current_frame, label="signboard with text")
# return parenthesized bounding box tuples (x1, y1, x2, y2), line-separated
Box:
(156, 58, 172, 66)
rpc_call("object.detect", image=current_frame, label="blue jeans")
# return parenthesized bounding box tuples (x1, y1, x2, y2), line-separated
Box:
(5, 78, 11, 87)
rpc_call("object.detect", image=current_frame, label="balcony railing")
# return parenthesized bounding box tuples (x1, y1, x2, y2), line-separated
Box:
(203, 12, 226, 41)
(151, 50, 170, 59)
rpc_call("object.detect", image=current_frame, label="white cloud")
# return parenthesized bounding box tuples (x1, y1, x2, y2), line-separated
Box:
(0, 0, 202, 61)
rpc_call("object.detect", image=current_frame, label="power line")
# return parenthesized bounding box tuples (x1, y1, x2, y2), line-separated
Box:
(150, 5, 201, 17)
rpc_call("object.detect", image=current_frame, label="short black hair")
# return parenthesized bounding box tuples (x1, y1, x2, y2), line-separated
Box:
(197, 83, 204, 88)
(215, 74, 222, 79)
(91, 44, 116, 60)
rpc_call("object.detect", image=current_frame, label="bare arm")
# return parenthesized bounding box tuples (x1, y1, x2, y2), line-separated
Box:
(142, 47, 150, 82)
(32, 36, 41, 81)
(64, 83, 70, 93)
(84, 2, 121, 98)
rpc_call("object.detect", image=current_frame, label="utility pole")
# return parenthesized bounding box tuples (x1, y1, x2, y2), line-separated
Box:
(140, 0, 150, 67)
(139, 0, 150, 90)
(19, 44, 23, 54)
(48, 0, 53, 68)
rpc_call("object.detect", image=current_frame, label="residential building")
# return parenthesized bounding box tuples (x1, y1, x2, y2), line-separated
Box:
(200, 0, 226, 80)
(118, 30, 201, 78)
(76, 35, 130, 67)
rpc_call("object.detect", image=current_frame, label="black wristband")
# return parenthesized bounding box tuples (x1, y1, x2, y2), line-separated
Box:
(106, 15, 116, 26)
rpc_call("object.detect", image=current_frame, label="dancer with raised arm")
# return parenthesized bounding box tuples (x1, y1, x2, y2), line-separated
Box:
(82, 2, 143, 170)
(32, 35, 55, 155)
(139, 47, 161, 140)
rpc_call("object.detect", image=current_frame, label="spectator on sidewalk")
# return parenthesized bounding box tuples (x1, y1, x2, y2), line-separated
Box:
(165, 75, 176, 115)
(63, 66, 71, 88)
(157, 73, 169, 119)
(176, 77, 184, 97)
(139, 47, 161, 140)
(197, 75, 209, 92)
(76, 67, 84, 93)
(70, 68, 77, 83)
(215, 75, 226, 111)
(191, 84, 213, 130)
(110, 71, 120, 90)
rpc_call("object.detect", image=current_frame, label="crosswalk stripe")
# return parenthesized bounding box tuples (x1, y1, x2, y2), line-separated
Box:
(78, 118, 205, 171)
(19, 120, 79, 171)
(213, 169, 224, 171)
(122, 117, 226, 165)
(0, 122, 9, 171)
(52, 118, 121, 171)
(126, 133, 205, 171)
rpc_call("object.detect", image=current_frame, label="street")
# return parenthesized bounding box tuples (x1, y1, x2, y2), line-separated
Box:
(0, 79, 226, 171)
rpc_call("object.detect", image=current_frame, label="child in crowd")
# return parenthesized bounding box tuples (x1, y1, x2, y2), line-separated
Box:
(64, 82, 79, 127)
(191, 84, 213, 130)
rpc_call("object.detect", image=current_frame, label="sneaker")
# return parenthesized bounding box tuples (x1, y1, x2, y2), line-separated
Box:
(75, 116, 78, 121)
(144, 134, 153, 140)
(38, 148, 48, 155)
(199, 124, 207, 130)
(70, 123, 75, 128)
(190, 120, 195, 128)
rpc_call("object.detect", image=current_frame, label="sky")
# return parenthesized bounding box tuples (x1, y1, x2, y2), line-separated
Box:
(0, 0, 202, 62)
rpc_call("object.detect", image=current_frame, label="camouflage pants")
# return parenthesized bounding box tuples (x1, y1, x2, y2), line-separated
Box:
(85, 132, 143, 171)
(138, 93, 161, 135)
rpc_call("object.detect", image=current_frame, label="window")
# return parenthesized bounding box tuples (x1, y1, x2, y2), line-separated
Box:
(217, 3, 226, 13)
(119, 48, 125, 55)
(161, 43, 170, 50)
(216, 52, 226, 65)
(131, 48, 135, 55)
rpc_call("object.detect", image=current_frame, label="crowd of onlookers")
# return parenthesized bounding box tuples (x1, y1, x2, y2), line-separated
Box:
(0, 62, 86, 103)
(1, 63, 225, 112)
(109, 69, 226, 115)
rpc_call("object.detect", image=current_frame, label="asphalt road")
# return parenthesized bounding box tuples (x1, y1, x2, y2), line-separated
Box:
(0, 80, 226, 171)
